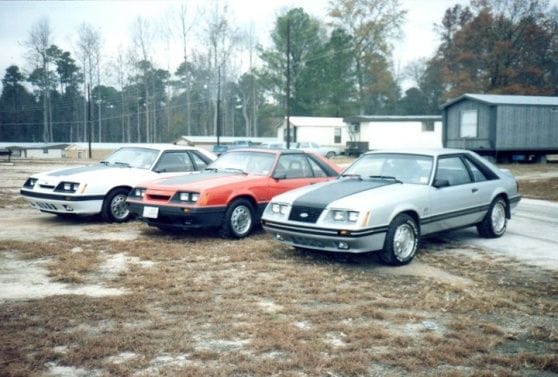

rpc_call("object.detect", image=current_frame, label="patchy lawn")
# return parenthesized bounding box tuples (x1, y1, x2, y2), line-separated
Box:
(1, 228, 556, 377)
(0, 159, 556, 376)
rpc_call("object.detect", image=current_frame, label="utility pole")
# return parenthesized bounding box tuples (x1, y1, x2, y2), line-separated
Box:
(216, 66, 222, 146)
(87, 85, 92, 159)
(286, 18, 291, 149)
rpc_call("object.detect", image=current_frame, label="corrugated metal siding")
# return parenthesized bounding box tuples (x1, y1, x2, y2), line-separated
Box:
(444, 99, 492, 150)
(496, 105, 558, 150)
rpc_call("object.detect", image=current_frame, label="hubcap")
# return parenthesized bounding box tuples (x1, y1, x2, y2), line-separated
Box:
(491, 201, 506, 233)
(393, 223, 416, 260)
(111, 194, 129, 220)
(231, 205, 252, 236)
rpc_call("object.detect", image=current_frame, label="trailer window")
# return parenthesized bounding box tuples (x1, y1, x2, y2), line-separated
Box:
(460, 110, 478, 138)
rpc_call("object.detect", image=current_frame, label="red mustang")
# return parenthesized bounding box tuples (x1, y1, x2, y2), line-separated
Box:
(127, 149, 341, 238)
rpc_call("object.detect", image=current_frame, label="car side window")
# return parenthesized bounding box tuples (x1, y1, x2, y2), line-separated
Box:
(307, 156, 328, 177)
(155, 152, 194, 172)
(190, 152, 210, 170)
(435, 156, 472, 186)
(277, 155, 313, 178)
(463, 157, 487, 182)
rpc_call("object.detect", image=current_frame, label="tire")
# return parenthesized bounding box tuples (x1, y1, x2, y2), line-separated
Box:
(477, 197, 507, 238)
(379, 214, 419, 266)
(325, 151, 335, 159)
(101, 188, 131, 223)
(220, 198, 255, 239)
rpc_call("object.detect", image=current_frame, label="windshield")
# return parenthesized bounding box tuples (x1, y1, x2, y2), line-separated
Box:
(208, 151, 276, 176)
(102, 147, 159, 170)
(343, 154, 433, 185)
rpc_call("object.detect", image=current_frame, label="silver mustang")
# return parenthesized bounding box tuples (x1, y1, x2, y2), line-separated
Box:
(261, 149, 521, 265)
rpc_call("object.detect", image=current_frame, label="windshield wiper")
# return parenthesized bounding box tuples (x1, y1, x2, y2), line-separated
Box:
(99, 160, 109, 165)
(222, 167, 247, 175)
(368, 175, 402, 183)
(339, 173, 362, 180)
(204, 167, 218, 172)
(113, 161, 131, 168)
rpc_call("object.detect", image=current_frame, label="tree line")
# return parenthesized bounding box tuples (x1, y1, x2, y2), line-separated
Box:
(0, 0, 556, 143)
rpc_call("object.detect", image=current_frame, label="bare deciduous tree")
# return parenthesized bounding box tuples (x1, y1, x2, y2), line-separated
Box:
(76, 23, 101, 142)
(25, 18, 52, 142)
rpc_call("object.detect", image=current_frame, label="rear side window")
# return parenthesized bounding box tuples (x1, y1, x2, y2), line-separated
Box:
(464, 155, 498, 180)
(463, 157, 487, 182)
(191, 152, 210, 170)
(307, 157, 328, 177)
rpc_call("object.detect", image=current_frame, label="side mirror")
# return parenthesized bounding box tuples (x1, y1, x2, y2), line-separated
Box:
(273, 172, 287, 180)
(433, 178, 450, 188)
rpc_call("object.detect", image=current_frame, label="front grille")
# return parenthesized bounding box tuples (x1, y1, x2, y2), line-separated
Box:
(147, 194, 171, 202)
(39, 184, 55, 189)
(288, 206, 322, 223)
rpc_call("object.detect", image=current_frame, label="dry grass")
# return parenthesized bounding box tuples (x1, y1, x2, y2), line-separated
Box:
(519, 177, 558, 201)
(0, 227, 556, 377)
(1, 159, 557, 376)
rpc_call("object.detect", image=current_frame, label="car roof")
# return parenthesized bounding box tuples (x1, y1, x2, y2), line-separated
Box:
(364, 148, 472, 158)
(117, 144, 201, 152)
(225, 147, 308, 155)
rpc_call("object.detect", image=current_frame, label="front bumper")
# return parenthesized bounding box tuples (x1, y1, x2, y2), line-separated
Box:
(20, 189, 104, 215)
(127, 201, 226, 230)
(262, 220, 387, 253)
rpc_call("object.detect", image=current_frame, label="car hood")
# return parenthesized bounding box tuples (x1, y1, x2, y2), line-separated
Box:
(31, 164, 154, 184)
(140, 171, 265, 192)
(274, 178, 429, 210)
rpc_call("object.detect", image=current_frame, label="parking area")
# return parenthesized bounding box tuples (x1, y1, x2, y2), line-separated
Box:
(0, 160, 557, 376)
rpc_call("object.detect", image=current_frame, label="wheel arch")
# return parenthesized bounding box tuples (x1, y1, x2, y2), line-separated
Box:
(105, 185, 133, 197)
(227, 193, 258, 212)
(397, 210, 421, 235)
(388, 205, 422, 235)
(491, 191, 510, 219)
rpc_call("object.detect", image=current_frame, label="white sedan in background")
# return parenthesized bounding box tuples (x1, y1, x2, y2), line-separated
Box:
(264, 141, 343, 159)
(262, 149, 521, 265)
(20, 145, 215, 222)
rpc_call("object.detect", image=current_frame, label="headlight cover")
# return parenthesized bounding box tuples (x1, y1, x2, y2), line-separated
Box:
(130, 187, 146, 199)
(330, 210, 359, 223)
(266, 202, 290, 218)
(54, 181, 80, 193)
(23, 178, 38, 188)
(174, 192, 200, 203)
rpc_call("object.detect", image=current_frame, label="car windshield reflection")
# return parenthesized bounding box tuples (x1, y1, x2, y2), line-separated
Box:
(102, 148, 159, 170)
(343, 154, 433, 185)
(208, 151, 276, 176)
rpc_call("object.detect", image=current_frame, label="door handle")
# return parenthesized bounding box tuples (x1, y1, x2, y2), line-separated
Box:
(472, 188, 478, 193)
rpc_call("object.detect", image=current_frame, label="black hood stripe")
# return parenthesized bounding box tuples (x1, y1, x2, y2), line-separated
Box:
(292, 178, 395, 210)
(156, 171, 235, 186)
(47, 164, 110, 176)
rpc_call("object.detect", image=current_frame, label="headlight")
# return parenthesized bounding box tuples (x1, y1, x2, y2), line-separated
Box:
(331, 210, 359, 223)
(266, 202, 290, 219)
(271, 203, 289, 215)
(131, 188, 146, 199)
(175, 192, 200, 203)
(54, 181, 80, 193)
(23, 178, 38, 188)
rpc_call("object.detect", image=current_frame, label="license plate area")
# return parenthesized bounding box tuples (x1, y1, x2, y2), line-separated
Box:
(143, 206, 159, 219)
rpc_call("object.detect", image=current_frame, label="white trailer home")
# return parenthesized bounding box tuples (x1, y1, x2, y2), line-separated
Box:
(343, 115, 443, 150)
(277, 117, 349, 147)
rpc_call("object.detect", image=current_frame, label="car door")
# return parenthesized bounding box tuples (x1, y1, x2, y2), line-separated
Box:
(425, 155, 485, 233)
(267, 154, 329, 198)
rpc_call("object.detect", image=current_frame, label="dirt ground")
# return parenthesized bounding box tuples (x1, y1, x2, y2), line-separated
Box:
(0, 159, 556, 377)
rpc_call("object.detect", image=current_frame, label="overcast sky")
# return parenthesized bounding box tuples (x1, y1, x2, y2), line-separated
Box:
(1, 0, 554, 89)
